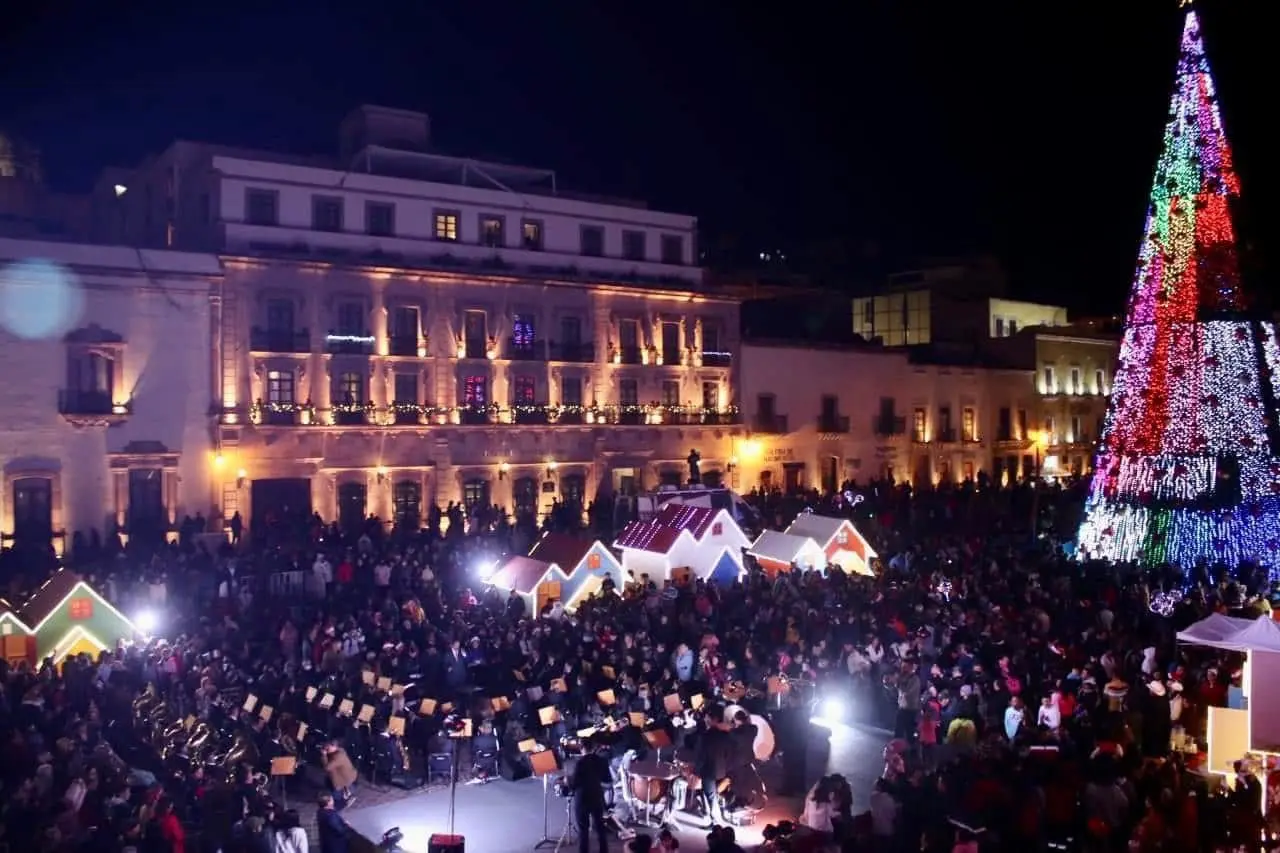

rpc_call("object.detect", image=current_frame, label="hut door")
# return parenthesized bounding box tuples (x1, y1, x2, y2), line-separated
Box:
(536, 581, 561, 613)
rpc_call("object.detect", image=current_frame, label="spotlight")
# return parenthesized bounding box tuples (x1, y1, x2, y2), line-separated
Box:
(136, 610, 158, 635)
(477, 560, 498, 581)
(819, 697, 846, 721)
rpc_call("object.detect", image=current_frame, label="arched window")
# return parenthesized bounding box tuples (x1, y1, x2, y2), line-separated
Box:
(513, 476, 539, 520)
(393, 481, 422, 529)
(560, 473, 586, 509)
(463, 479, 490, 513)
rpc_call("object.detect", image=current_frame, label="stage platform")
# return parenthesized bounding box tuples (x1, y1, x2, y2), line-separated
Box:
(340, 720, 887, 853)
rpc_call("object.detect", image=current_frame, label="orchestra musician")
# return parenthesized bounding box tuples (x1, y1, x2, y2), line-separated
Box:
(691, 707, 732, 824)
(322, 740, 359, 809)
(569, 739, 612, 853)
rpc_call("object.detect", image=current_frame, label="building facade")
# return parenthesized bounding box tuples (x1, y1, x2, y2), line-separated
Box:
(137, 107, 745, 531)
(0, 237, 221, 551)
(736, 342, 1038, 491)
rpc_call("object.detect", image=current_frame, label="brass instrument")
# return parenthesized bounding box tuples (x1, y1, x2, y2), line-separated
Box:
(222, 732, 260, 773)
(186, 722, 215, 756)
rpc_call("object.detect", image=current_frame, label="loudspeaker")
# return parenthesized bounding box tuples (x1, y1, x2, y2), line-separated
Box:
(427, 834, 465, 853)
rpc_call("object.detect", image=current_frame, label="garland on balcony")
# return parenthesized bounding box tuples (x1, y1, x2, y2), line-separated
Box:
(249, 401, 740, 426)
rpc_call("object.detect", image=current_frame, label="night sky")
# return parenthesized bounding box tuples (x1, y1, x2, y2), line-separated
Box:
(0, 0, 1268, 314)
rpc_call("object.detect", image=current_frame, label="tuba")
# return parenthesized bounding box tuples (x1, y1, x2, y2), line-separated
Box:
(186, 722, 215, 757)
(222, 732, 261, 773)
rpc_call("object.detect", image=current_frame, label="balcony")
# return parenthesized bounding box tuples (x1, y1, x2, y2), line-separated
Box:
(388, 335, 421, 357)
(701, 351, 733, 368)
(548, 342, 595, 363)
(753, 414, 789, 434)
(459, 406, 495, 425)
(325, 332, 375, 355)
(462, 339, 488, 360)
(507, 339, 546, 361)
(616, 346, 643, 365)
(333, 404, 374, 426)
(390, 403, 428, 425)
(58, 390, 132, 426)
(936, 428, 958, 443)
(817, 414, 850, 433)
(871, 414, 906, 437)
(512, 404, 551, 425)
(250, 401, 316, 426)
(251, 327, 310, 353)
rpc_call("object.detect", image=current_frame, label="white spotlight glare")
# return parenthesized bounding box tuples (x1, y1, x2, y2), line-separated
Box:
(135, 610, 158, 635)
(477, 560, 498, 581)
(817, 697, 846, 724)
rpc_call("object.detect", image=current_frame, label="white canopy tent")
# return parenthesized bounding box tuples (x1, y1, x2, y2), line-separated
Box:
(1176, 613, 1280, 652)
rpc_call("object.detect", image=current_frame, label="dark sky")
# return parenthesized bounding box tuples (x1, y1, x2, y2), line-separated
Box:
(0, 0, 1268, 314)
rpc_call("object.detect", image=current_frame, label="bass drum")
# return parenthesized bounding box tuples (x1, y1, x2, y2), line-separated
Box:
(750, 714, 775, 762)
(723, 704, 747, 725)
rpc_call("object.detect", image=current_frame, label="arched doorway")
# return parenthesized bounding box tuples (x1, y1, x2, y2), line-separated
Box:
(12, 477, 52, 545)
(338, 482, 367, 531)
(513, 476, 538, 520)
(393, 481, 421, 530)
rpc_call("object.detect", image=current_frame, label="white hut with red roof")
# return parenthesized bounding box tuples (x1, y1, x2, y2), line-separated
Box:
(613, 503, 750, 584)
(783, 513, 877, 576)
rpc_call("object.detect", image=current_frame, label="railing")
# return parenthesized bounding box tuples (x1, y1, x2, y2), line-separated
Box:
(617, 346, 643, 365)
(506, 339, 545, 361)
(701, 351, 733, 368)
(251, 327, 310, 353)
(548, 342, 595, 363)
(388, 335, 420, 356)
(245, 403, 742, 428)
(753, 414, 789, 434)
(871, 415, 906, 436)
(325, 332, 376, 355)
(58, 389, 118, 415)
(817, 414, 850, 433)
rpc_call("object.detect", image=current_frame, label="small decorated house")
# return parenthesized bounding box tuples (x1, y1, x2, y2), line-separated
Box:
(489, 555, 570, 615)
(527, 533, 624, 611)
(784, 514, 878, 576)
(0, 570, 141, 666)
(651, 504, 750, 583)
(747, 530, 827, 576)
(613, 521, 698, 583)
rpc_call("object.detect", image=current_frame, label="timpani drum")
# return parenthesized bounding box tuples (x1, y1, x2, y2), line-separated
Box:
(629, 772, 669, 804)
(751, 714, 776, 762)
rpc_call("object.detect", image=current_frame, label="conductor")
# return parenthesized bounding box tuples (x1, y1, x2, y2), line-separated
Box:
(569, 740, 611, 853)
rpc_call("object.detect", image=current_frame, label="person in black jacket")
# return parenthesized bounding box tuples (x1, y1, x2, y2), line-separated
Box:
(570, 740, 612, 853)
(316, 793, 349, 853)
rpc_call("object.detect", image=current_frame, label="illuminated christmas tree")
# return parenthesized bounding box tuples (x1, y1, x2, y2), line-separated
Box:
(1076, 6, 1280, 570)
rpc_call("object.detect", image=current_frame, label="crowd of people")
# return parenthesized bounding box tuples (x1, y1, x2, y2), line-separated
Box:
(0, 474, 1276, 853)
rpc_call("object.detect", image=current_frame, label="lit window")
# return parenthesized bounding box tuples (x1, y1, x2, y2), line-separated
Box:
(434, 211, 459, 241)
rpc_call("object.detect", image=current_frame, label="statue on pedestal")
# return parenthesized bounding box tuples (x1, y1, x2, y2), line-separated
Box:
(687, 449, 701, 486)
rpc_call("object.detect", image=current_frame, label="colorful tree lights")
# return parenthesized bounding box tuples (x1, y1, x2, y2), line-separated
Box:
(1076, 9, 1280, 570)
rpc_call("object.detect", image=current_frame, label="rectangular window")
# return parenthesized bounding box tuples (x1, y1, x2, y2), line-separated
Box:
(312, 195, 343, 232)
(1071, 415, 1084, 443)
(366, 201, 395, 237)
(512, 314, 535, 347)
(994, 317, 1005, 337)
(1045, 416, 1056, 443)
(938, 406, 952, 433)
(1042, 365, 1057, 394)
(913, 407, 927, 442)
(619, 378, 639, 406)
(758, 393, 776, 418)
(480, 215, 505, 248)
(702, 325, 721, 354)
(1008, 319, 1018, 334)
(1017, 409, 1029, 439)
(513, 375, 536, 405)
(961, 406, 976, 442)
(998, 406, 1012, 441)
(434, 210, 459, 241)
(336, 302, 365, 336)
(1069, 366, 1082, 394)
(266, 298, 295, 332)
(561, 376, 583, 406)
(580, 225, 604, 257)
(521, 219, 543, 250)
(1094, 368, 1107, 394)
(702, 382, 718, 410)
(339, 371, 363, 404)
(267, 370, 295, 404)
(618, 321, 639, 350)
(661, 380, 680, 406)
(245, 188, 278, 226)
(464, 376, 487, 406)
(394, 373, 418, 404)
(622, 230, 646, 261)
(820, 395, 838, 420)
(391, 306, 419, 340)
(660, 234, 684, 265)
(464, 310, 487, 358)
(661, 323, 680, 361)
(560, 316, 582, 345)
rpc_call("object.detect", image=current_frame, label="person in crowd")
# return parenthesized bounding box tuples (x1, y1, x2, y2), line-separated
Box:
(569, 739, 612, 853)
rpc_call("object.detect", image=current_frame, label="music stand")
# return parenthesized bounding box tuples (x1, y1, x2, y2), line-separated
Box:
(270, 756, 297, 808)
(530, 748, 561, 849)
(643, 728, 673, 764)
